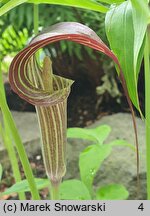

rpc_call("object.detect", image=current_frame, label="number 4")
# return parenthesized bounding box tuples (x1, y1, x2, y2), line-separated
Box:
(138, 203, 144, 211)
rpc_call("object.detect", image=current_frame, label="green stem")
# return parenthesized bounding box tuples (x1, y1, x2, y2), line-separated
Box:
(0, 59, 25, 199)
(144, 32, 150, 200)
(50, 182, 60, 200)
(0, 94, 40, 200)
(0, 59, 5, 97)
(33, 4, 40, 62)
(1, 121, 25, 200)
(0, 59, 40, 200)
(34, 4, 39, 35)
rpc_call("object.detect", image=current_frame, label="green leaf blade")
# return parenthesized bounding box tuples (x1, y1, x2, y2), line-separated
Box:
(79, 144, 112, 193)
(96, 0, 125, 4)
(130, 0, 149, 77)
(96, 184, 129, 200)
(28, 0, 108, 13)
(67, 127, 98, 143)
(0, 0, 109, 16)
(67, 125, 111, 145)
(105, 1, 140, 112)
(0, 0, 27, 16)
(60, 180, 91, 200)
(109, 139, 135, 151)
(1, 178, 91, 200)
(1, 178, 49, 196)
(93, 125, 111, 144)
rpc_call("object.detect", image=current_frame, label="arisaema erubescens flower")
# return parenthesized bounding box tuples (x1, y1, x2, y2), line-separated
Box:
(9, 22, 138, 199)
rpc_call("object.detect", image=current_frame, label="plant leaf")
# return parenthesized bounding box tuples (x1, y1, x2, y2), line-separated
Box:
(0, 0, 27, 16)
(96, 0, 125, 4)
(0, 0, 108, 16)
(0, 164, 2, 181)
(96, 184, 129, 200)
(1, 178, 49, 196)
(79, 144, 112, 194)
(60, 180, 91, 200)
(28, 0, 108, 13)
(0, 25, 28, 58)
(105, 1, 140, 111)
(130, 0, 149, 78)
(1, 178, 91, 200)
(108, 139, 135, 151)
(105, 3, 140, 183)
(67, 125, 111, 145)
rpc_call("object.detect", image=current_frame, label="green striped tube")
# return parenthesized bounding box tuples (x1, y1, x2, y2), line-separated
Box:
(30, 56, 73, 187)
(37, 100, 67, 186)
